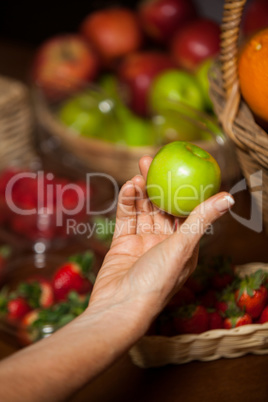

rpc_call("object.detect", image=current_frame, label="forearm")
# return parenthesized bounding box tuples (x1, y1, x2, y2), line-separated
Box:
(0, 300, 148, 402)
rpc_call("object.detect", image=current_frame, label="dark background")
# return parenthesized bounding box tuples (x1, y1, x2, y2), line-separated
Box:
(0, 0, 224, 46)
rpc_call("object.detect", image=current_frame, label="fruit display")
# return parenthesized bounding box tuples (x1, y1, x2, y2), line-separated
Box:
(0, 167, 93, 246)
(146, 141, 221, 216)
(154, 257, 268, 336)
(31, 1, 223, 149)
(0, 251, 96, 346)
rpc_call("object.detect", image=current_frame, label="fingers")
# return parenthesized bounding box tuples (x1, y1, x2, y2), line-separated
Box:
(173, 192, 235, 254)
(139, 156, 153, 181)
(113, 180, 136, 238)
(132, 175, 154, 233)
(139, 155, 174, 234)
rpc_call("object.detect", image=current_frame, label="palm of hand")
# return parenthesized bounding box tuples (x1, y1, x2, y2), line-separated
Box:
(89, 171, 177, 312)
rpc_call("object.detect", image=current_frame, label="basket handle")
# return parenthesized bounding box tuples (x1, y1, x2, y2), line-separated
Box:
(220, 0, 247, 149)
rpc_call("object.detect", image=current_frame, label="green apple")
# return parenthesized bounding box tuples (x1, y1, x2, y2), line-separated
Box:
(121, 112, 156, 146)
(58, 90, 123, 143)
(195, 58, 214, 112)
(149, 70, 205, 114)
(59, 92, 103, 137)
(152, 109, 203, 143)
(146, 141, 221, 217)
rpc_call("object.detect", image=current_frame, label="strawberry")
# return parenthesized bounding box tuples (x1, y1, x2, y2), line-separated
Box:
(18, 291, 90, 346)
(215, 286, 237, 316)
(174, 304, 209, 334)
(235, 270, 268, 319)
(223, 313, 252, 329)
(18, 310, 41, 346)
(207, 310, 223, 330)
(18, 278, 54, 308)
(52, 251, 95, 301)
(6, 297, 32, 322)
(259, 306, 268, 324)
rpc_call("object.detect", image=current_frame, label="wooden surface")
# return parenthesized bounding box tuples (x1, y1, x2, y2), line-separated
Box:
(1, 40, 268, 402)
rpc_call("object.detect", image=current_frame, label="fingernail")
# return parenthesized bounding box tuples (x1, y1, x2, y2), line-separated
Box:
(214, 195, 235, 212)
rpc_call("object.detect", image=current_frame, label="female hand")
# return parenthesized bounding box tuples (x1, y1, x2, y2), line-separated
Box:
(88, 156, 234, 329)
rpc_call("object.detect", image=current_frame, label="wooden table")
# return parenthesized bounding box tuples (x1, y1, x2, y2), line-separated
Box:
(1, 40, 268, 402)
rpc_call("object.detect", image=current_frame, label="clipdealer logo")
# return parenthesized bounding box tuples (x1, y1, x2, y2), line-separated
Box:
(3, 169, 264, 236)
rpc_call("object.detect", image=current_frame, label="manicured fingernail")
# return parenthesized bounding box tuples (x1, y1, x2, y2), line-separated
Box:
(214, 195, 235, 212)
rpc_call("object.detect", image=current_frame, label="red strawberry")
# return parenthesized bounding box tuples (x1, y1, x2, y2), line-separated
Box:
(174, 304, 209, 334)
(215, 285, 237, 316)
(207, 310, 223, 330)
(235, 270, 268, 319)
(52, 252, 95, 301)
(18, 278, 54, 308)
(7, 297, 32, 322)
(258, 306, 268, 324)
(18, 309, 40, 346)
(165, 286, 195, 311)
(223, 313, 252, 329)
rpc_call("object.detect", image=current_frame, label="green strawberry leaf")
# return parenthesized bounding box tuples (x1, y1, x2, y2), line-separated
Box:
(69, 251, 95, 278)
(18, 282, 42, 309)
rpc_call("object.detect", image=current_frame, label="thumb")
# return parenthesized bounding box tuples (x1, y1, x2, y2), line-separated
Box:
(170, 191, 235, 257)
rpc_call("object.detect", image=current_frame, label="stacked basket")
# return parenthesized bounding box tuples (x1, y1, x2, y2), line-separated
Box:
(0, 76, 36, 169)
(209, 0, 268, 233)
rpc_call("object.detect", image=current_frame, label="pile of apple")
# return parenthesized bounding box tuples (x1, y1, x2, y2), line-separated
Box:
(32, 0, 222, 147)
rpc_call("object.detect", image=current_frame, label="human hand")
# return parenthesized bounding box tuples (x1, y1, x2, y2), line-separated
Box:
(88, 156, 234, 332)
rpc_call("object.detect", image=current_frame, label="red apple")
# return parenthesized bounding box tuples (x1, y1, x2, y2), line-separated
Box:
(31, 34, 99, 98)
(171, 18, 220, 72)
(118, 51, 175, 116)
(80, 8, 143, 66)
(242, 0, 268, 37)
(138, 0, 198, 44)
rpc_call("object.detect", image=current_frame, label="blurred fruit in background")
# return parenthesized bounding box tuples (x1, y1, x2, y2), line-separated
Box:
(170, 18, 220, 71)
(31, 0, 233, 185)
(195, 58, 214, 112)
(80, 8, 143, 66)
(238, 27, 268, 124)
(138, 0, 198, 44)
(0, 167, 93, 246)
(242, 0, 268, 38)
(117, 51, 175, 116)
(31, 34, 99, 98)
(149, 69, 205, 113)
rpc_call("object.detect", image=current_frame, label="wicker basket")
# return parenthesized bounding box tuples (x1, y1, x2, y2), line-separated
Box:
(33, 85, 240, 185)
(209, 0, 268, 232)
(129, 262, 268, 368)
(0, 76, 36, 169)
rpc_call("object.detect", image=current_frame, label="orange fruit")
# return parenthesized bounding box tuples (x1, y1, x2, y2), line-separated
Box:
(238, 28, 268, 122)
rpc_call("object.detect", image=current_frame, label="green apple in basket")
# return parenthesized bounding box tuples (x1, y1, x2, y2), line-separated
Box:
(58, 89, 121, 143)
(99, 74, 157, 147)
(148, 70, 208, 143)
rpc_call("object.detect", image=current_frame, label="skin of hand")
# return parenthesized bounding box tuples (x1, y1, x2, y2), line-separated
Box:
(0, 156, 234, 402)
(87, 155, 234, 331)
